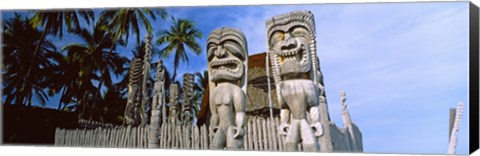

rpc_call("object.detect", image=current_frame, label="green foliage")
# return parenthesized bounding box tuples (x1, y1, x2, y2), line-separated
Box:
(2, 14, 57, 107)
(3, 8, 205, 125)
(31, 9, 94, 39)
(156, 17, 203, 82)
(61, 23, 129, 120)
(98, 8, 167, 45)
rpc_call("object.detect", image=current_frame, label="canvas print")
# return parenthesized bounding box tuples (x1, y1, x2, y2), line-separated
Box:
(1, 1, 473, 155)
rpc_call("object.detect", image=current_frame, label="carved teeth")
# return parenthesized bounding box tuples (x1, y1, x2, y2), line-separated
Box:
(210, 59, 241, 75)
(279, 49, 299, 57)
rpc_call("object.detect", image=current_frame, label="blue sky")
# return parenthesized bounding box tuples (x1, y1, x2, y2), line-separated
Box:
(164, 2, 471, 154)
(2, 1, 471, 155)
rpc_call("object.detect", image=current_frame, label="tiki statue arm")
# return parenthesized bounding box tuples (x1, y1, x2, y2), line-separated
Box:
(233, 91, 246, 138)
(278, 89, 290, 136)
(209, 93, 219, 133)
(309, 106, 323, 137)
(309, 87, 323, 137)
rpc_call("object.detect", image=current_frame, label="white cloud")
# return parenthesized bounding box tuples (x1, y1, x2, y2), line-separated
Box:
(161, 2, 470, 154)
(314, 3, 469, 154)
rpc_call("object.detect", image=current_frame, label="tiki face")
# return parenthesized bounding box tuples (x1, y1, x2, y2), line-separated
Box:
(267, 11, 315, 80)
(169, 84, 179, 112)
(270, 27, 311, 77)
(207, 28, 247, 84)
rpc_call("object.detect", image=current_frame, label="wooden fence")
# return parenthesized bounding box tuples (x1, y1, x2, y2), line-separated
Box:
(54, 125, 150, 148)
(77, 119, 117, 129)
(55, 116, 294, 151)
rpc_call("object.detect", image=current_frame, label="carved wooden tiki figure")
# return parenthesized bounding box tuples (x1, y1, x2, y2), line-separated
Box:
(181, 73, 195, 124)
(153, 60, 166, 114)
(140, 34, 153, 126)
(124, 57, 144, 126)
(207, 27, 248, 150)
(156, 60, 167, 125)
(148, 59, 165, 148)
(169, 84, 180, 125)
(266, 11, 324, 152)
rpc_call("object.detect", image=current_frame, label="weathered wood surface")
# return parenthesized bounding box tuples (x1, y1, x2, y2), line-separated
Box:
(56, 116, 289, 151)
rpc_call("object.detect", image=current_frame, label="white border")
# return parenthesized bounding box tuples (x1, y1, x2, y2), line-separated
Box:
(0, 145, 428, 156)
(0, 0, 474, 10)
(1, 0, 479, 156)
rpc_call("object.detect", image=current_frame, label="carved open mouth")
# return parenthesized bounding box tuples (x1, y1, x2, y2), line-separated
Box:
(210, 59, 241, 73)
(278, 44, 307, 65)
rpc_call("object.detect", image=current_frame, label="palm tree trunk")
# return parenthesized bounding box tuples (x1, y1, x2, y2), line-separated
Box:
(89, 77, 104, 120)
(5, 93, 14, 105)
(18, 28, 47, 106)
(79, 91, 89, 119)
(17, 31, 47, 105)
(26, 90, 33, 107)
(88, 42, 115, 120)
(171, 68, 177, 82)
(57, 86, 67, 110)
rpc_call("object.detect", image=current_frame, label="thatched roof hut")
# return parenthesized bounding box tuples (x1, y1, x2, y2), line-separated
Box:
(196, 53, 281, 126)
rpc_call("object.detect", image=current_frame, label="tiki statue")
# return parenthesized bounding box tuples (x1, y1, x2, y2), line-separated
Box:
(169, 84, 180, 125)
(124, 57, 143, 126)
(148, 59, 165, 148)
(266, 11, 324, 152)
(140, 34, 153, 126)
(156, 60, 167, 125)
(207, 27, 248, 150)
(181, 73, 195, 124)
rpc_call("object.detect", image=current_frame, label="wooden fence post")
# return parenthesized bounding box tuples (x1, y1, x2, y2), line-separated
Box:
(247, 119, 252, 150)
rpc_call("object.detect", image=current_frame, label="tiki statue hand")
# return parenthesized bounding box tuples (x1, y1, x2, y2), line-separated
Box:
(311, 122, 324, 137)
(232, 126, 245, 139)
(278, 123, 290, 136)
(211, 126, 219, 134)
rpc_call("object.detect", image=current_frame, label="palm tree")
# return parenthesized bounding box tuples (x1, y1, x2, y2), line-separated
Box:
(194, 70, 208, 92)
(156, 17, 203, 82)
(26, 10, 95, 107)
(62, 23, 129, 120)
(190, 91, 203, 119)
(43, 49, 78, 110)
(31, 9, 94, 39)
(88, 9, 167, 118)
(190, 70, 208, 119)
(2, 14, 58, 107)
(52, 53, 98, 113)
(98, 83, 128, 124)
(98, 8, 167, 45)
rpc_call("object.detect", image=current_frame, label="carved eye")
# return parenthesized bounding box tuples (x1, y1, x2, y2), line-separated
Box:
(270, 31, 285, 45)
(223, 40, 245, 60)
(291, 27, 309, 39)
(207, 43, 217, 60)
